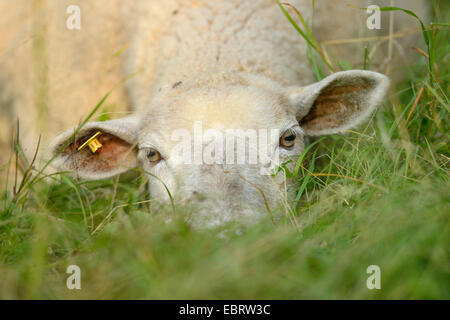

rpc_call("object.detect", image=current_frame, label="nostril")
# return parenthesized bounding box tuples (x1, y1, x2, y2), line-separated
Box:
(192, 191, 206, 202)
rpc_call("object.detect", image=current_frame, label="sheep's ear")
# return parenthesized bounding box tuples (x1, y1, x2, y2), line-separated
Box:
(49, 115, 139, 180)
(289, 70, 389, 136)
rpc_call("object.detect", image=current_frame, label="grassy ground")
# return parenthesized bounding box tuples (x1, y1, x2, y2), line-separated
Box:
(0, 3, 449, 299)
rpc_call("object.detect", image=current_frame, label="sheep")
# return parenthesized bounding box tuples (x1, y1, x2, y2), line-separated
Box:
(0, 0, 429, 226)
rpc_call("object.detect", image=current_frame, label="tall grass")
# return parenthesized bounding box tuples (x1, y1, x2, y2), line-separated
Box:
(0, 2, 448, 299)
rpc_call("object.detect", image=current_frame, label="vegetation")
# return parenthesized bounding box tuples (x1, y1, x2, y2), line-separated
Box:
(0, 2, 448, 299)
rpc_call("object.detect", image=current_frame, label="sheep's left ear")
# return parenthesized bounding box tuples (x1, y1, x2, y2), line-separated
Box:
(288, 70, 390, 136)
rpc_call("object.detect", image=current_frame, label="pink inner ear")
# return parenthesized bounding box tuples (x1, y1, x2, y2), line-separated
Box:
(62, 131, 136, 172)
(300, 80, 373, 132)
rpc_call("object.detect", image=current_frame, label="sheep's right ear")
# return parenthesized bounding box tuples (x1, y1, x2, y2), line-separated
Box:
(49, 115, 140, 180)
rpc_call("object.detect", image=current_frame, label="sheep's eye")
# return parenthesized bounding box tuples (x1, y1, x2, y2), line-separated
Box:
(280, 131, 296, 148)
(147, 149, 161, 163)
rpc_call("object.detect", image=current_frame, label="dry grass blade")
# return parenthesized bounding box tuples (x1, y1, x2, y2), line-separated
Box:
(238, 173, 273, 220)
(406, 87, 425, 126)
(309, 173, 387, 192)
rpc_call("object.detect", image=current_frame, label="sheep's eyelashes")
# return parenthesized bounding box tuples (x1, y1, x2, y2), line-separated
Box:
(146, 149, 162, 163)
(280, 132, 296, 148)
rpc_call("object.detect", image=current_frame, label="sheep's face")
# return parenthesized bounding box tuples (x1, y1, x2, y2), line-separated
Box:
(137, 75, 304, 225)
(50, 71, 389, 226)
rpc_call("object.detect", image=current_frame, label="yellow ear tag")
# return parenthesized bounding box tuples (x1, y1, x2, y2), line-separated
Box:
(78, 131, 103, 153)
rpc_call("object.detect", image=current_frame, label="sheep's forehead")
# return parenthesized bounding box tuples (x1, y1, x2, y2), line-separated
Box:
(141, 86, 291, 143)
(181, 87, 286, 127)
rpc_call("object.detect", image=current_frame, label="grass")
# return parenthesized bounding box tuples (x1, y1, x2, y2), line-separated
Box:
(0, 2, 449, 299)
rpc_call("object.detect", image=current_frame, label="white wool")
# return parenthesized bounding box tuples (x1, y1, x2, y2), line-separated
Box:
(122, 0, 314, 110)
